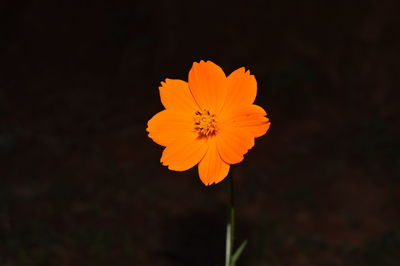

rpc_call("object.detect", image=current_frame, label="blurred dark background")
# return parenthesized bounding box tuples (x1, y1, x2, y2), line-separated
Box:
(1, 0, 400, 265)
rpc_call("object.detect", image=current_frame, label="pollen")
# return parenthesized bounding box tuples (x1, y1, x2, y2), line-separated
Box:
(194, 109, 217, 136)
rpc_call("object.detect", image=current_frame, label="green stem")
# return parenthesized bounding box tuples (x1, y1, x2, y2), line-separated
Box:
(225, 175, 235, 266)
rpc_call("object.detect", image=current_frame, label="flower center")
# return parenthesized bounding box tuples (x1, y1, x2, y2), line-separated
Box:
(194, 109, 217, 137)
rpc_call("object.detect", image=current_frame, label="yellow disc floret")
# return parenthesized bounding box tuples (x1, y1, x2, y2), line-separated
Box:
(194, 109, 217, 136)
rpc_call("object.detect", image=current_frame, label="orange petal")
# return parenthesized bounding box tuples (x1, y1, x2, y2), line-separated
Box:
(222, 67, 257, 115)
(161, 132, 208, 171)
(198, 138, 230, 185)
(224, 104, 270, 138)
(188, 60, 227, 114)
(216, 127, 255, 164)
(216, 104, 270, 164)
(147, 110, 194, 147)
(159, 79, 199, 112)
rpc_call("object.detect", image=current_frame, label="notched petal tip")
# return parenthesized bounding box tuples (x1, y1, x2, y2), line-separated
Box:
(195, 59, 207, 64)
(158, 78, 198, 112)
(200, 178, 218, 186)
(236, 67, 246, 73)
(192, 60, 219, 72)
(202, 180, 211, 186)
(158, 79, 172, 90)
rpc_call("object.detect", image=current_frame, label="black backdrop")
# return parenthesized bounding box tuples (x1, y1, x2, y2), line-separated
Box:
(1, 0, 400, 265)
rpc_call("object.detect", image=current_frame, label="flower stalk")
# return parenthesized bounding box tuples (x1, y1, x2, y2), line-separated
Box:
(226, 175, 235, 266)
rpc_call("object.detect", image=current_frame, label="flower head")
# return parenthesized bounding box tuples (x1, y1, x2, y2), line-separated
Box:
(147, 60, 270, 185)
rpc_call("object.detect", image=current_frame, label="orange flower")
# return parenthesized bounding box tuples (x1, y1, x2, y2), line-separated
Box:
(147, 60, 270, 185)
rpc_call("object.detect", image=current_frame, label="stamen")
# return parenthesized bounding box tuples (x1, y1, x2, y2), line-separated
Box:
(194, 109, 217, 136)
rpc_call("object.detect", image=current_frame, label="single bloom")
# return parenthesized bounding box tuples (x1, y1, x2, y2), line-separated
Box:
(146, 60, 270, 185)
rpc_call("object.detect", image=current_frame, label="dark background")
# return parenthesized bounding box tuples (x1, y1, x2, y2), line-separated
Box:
(1, 0, 400, 265)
